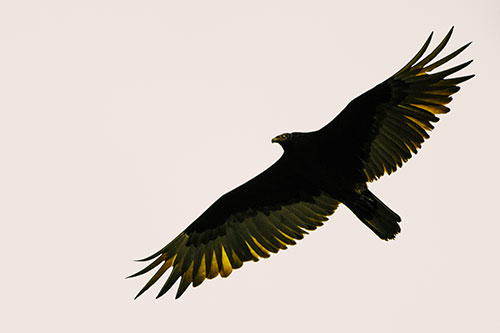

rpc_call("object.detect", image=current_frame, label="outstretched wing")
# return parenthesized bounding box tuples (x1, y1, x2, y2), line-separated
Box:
(129, 157, 339, 299)
(319, 27, 473, 182)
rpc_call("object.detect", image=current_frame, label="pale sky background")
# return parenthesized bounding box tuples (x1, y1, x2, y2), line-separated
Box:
(1, 1, 499, 332)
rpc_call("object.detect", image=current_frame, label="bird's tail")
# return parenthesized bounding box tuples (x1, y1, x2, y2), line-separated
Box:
(344, 189, 401, 240)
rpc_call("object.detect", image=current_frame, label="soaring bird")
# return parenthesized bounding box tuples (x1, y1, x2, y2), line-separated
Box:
(129, 28, 473, 299)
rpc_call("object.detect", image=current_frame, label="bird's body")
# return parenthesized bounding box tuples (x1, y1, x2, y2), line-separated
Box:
(130, 28, 473, 299)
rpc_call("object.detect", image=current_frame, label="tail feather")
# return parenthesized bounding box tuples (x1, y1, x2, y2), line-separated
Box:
(345, 189, 401, 240)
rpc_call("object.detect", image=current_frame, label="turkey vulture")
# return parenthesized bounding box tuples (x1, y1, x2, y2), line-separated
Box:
(129, 28, 473, 299)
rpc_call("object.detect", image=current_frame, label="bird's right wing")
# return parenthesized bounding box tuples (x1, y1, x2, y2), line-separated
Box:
(319, 27, 473, 182)
(129, 157, 339, 299)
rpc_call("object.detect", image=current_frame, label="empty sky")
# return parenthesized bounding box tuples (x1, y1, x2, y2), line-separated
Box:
(1, 1, 499, 332)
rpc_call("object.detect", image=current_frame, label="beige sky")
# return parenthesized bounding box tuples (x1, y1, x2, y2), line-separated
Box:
(1, 1, 499, 332)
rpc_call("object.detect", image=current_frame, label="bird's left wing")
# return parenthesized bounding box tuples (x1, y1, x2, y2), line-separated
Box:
(318, 27, 473, 182)
(129, 157, 339, 299)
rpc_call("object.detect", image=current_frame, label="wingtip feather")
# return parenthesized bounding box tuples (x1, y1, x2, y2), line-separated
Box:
(393, 31, 433, 78)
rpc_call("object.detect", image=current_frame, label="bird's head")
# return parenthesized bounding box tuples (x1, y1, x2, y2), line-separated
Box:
(271, 133, 293, 148)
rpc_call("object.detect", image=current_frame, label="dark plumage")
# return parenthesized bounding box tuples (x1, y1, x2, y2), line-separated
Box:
(129, 28, 473, 299)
